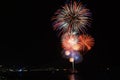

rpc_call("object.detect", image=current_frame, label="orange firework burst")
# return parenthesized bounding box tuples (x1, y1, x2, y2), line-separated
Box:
(61, 33, 81, 51)
(79, 34, 95, 51)
(52, 1, 91, 35)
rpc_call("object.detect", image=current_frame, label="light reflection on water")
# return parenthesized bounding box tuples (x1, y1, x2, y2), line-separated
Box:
(68, 74, 82, 80)
(0, 71, 111, 80)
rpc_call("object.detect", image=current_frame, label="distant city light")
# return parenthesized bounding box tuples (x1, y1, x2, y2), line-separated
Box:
(9, 69, 14, 72)
(18, 69, 23, 72)
(106, 67, 110, 70)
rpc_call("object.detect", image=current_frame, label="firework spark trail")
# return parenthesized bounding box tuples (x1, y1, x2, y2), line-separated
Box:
(52, 1, 92, 35)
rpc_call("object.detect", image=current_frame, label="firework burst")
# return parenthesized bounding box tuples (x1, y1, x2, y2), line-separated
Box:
(79, 34, 95, 51)
(52, 1, 91, 35)
(61, 33, 80, 51)
(51, 0, 95, 64)
(61, 33, 94, 53)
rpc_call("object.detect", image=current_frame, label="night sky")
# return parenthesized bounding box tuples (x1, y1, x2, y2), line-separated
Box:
(0, 0, 116, 69)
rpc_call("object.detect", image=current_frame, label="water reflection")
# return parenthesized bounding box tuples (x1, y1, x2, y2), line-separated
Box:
(68, 74, 82, 80)
(0, 72, 84, 80)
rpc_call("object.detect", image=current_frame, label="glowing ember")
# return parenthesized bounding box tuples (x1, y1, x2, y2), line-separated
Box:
(69, 57, 74, 62)
(65, 50, 71, 56)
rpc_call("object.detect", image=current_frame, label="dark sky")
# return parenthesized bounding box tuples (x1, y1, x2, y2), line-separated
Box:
(0, 0, 116, 68)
